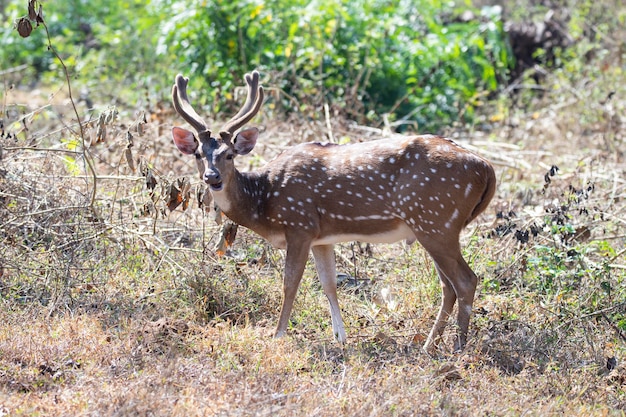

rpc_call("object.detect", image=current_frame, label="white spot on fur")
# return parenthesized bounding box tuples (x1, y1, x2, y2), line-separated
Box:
(464, 183, 473, 198)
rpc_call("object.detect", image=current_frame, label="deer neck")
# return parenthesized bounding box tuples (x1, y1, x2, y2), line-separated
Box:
(211, 169, 269, 231)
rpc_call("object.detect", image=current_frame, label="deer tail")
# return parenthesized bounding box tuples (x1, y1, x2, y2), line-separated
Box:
(465, 164, 497, 227)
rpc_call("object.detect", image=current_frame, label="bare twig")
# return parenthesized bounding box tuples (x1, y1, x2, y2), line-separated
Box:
(0, 64, 29, 76)
(39, 15, 99, 214)
(4, 146, 82, 154)
(324, 103, 335, 143)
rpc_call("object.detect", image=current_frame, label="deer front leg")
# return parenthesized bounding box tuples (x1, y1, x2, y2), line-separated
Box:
(312, 244, 347, 343)
(274, 238, 312, 338)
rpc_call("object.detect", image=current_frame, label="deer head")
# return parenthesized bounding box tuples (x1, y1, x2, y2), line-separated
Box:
(171, 71, 264, 191)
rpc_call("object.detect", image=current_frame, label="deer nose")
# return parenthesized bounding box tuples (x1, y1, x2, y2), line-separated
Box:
(203, 169, 221, 185)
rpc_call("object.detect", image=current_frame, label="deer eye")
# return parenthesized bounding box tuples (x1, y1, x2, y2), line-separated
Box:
(225, 153, 234, 160)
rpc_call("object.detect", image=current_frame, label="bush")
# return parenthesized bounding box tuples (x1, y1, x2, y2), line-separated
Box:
(156, 0, 513, 131)
(1, 0, 512, 132)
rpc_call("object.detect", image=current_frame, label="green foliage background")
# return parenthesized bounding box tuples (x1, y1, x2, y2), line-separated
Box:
(0, 0, 512, 132)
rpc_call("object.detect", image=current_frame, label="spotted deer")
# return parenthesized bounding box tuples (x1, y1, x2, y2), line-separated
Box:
(170, 71, 496, 354)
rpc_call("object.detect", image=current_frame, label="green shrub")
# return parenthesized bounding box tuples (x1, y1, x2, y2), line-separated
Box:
(155, 0, 513, 131)
(2, 0, 512, 132)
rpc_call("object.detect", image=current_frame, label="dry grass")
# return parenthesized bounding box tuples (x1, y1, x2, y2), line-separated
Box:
(2, 35, 626, 417)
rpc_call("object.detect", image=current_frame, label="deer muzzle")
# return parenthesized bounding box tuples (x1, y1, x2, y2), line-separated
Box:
(203, 168, 223, 191)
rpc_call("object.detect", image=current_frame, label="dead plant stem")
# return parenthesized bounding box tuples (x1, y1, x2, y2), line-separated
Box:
(41, 20, 98, 215)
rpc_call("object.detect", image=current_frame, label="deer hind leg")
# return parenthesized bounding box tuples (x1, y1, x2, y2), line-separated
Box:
(275, 238, 312, 338)
(450, 257, 479, 351)
(312, 245, 347, 343)
(423, 271, 457, 355)
(419, 239, 479, 354)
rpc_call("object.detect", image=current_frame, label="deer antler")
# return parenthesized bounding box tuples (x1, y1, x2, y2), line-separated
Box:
(219, 71, 264, 143)
(172, 74, 210, 136)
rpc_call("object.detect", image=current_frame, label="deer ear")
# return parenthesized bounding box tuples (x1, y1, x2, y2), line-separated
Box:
(233, 127, 259, 155)
(172, 127, 199, 155)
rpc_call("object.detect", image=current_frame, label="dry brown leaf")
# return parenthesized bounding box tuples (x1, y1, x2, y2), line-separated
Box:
(124, 147, 135, 172)
(215, 222, 238, 256)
